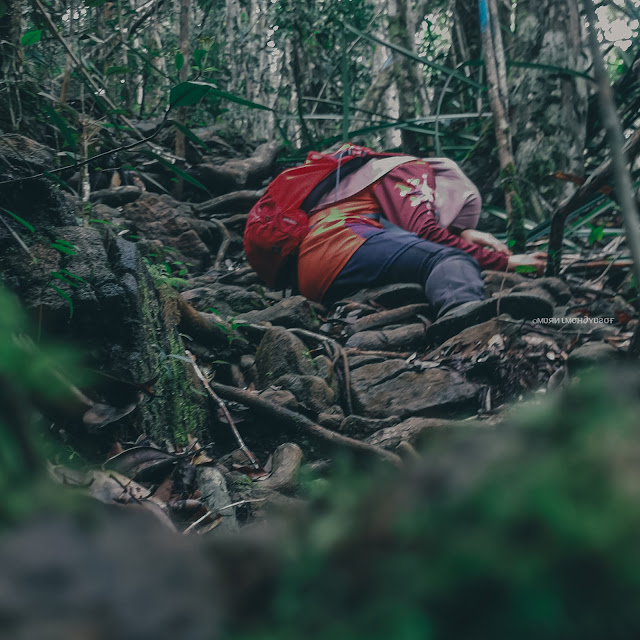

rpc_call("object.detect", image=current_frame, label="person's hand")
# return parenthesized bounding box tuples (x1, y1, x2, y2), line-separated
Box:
(507, 252, 547, 275)
(460, 229, 511, 255)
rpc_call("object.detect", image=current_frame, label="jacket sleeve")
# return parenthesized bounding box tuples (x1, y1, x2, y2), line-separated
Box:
(405, 211, 509, 271)
(372, 175, 509, 271)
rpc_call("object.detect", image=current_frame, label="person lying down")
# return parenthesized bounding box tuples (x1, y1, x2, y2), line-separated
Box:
(244, 144, 551, 343)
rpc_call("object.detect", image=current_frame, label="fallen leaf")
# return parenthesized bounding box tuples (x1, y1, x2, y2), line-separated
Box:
(105, 446, 179, 480)
(83, 393, 143, 432)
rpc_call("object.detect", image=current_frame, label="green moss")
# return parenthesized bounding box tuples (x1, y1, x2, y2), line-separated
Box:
(137, 262, 207, 447)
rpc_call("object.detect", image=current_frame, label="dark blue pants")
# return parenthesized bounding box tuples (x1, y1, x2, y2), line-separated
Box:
(323, 227, 485, 317)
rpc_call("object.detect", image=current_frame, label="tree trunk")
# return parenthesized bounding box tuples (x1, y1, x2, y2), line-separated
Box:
(0, 0, 24, 129)
(479, 0, 526, 252)
(174, 0, 191, 199)
(510, 0, 588, 221)
(387, 0, 429, 155)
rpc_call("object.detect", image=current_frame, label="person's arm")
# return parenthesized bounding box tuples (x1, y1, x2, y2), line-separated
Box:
(401, 209, 511, 271)
(372, 172, 510, 270)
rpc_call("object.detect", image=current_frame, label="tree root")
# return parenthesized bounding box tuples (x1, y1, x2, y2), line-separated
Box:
(210, 382, 402, 466)
(195, 189, 266, 217)
(177, 296, 236, 346)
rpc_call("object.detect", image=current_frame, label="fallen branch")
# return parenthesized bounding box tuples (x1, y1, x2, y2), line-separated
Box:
(186, 350, 260, 469)
(210, 382, 402, 466)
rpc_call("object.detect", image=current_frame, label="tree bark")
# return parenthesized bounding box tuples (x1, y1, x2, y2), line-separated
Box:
(0, 0, 24, 129)
(174, 0, 191, 199)
(510, 0, 588, 221)
(479, 0, 526, 252)
(388, 0, 429, 155)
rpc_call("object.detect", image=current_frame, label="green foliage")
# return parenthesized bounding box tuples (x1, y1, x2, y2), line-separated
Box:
(588, 224, 605, 246)
(145, 260, 189, 290)
(0, 287, 81, 524)
(21, 30, 42, 47)
(1, 208, 34, 233)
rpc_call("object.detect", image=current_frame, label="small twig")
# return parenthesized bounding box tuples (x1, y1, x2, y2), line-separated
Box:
(217, 498, 268, 511)
(186, 350, 260, 469)
(183, 509, 220, 534)
(591, 250, 626, 283)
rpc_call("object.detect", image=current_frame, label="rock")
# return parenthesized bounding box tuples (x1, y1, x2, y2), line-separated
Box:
(182, 285, 266, 318)
(367, 417, 458, 449)
(482, 270, 528, 296)
(427, 293, 554, 345)
(255, 327, 315, 387)
(0, 135, 76, 229)
(0, 224, 210, 446)
(90, 186, 142, 207)
(427, 316, 517, 360)
(122, 193, 222, 271)
(317, 413, 343, 430)
(589, 295, 635, 324)
(196, 466, 238, 534)
(567, 342, 619, 374)
(90, 203, 126, 223)
(0, 133, 56, 169)
(346, 323, 429, 351)
(257, 389, 299, 411)
(339, 415, 401, 437)
(225, 471, 307, 523)
(258, 443, 303, 495)
(235, 296, 322, 331)
(350, 359, 481, 419)
(273, 374, 336, 413)
(346, 283, 427, 308)
(530, 278, 571, 305)
(507, 285, 555, 307)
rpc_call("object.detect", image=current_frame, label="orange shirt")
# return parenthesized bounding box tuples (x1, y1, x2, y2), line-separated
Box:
(297, 185, 383, 303)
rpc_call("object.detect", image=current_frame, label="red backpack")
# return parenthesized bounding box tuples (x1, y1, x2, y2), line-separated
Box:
(243, 145, 376, 287)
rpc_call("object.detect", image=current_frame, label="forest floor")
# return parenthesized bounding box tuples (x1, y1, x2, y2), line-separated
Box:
(1, 129, 638, 638)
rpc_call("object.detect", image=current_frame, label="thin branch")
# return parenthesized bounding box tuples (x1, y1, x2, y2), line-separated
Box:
(186, 350, 260, 469)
